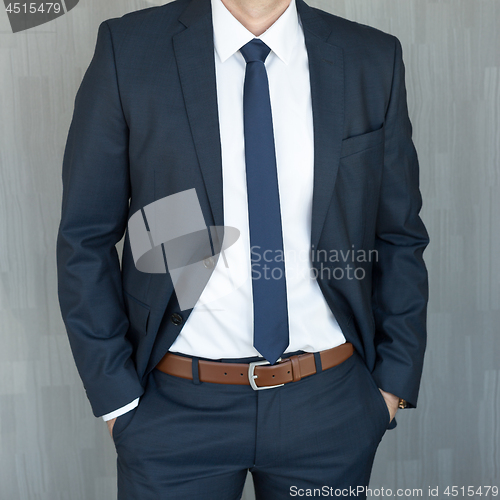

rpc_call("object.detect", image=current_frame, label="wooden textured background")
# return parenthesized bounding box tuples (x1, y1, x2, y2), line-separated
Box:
(0, 0, 498, 498)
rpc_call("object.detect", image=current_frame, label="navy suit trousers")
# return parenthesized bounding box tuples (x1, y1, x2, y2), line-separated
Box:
(112, 350, 390, 499)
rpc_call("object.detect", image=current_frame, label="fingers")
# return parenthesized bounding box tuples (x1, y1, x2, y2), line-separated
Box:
(106, 417, 117, 437)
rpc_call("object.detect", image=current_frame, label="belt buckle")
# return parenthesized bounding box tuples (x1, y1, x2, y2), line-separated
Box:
(248, 358, 284, 391)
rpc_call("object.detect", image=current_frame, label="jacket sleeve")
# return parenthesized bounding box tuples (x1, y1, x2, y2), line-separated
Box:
(56, 21, 144, 417)
(370, 37, 430, 408)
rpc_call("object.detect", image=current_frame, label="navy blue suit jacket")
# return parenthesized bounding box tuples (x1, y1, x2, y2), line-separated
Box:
(57, 0, 429, 423)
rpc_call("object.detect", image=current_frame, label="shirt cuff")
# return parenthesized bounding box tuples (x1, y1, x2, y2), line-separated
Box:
(101, 398, 140, 421)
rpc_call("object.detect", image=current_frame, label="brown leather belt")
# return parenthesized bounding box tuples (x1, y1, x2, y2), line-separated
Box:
(156, 342, 354, 390)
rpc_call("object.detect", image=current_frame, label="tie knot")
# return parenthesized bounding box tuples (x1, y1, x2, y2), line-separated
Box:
(240, 39, 271, 64)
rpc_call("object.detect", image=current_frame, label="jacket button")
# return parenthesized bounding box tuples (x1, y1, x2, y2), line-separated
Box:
(171, 313, 183, 326)
(203, 256, 214, 269)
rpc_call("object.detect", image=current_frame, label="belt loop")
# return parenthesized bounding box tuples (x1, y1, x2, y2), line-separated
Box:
(313, 352, 323, 373)
(289, 355, 302, 382)
(192, 356, 201, 384)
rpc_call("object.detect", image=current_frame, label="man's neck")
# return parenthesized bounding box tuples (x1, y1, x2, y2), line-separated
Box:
(221, 0, 291, 36)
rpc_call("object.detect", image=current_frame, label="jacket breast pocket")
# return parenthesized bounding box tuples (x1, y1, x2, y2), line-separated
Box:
(123, 289, 150, 338)
(340, 125, 384, 159)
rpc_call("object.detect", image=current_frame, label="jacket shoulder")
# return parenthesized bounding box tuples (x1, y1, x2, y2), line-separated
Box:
(310, 6, 398, 52)
(103, 0, 191, 38)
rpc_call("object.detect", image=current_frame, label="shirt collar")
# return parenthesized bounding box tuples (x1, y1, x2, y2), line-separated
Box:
(211, 0, 300, 64)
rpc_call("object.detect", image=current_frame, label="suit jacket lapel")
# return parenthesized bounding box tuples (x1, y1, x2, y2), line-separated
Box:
(173, 0, 344, 248)
(173, 0, 224, 229)
(296, 0, 345, 251)
(146, 0, 223, 349)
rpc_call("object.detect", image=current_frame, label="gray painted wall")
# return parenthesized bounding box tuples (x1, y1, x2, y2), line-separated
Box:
(0, 0, 498, 498)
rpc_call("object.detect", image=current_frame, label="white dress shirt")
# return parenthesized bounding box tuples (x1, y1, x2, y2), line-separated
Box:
(103, 0, 346, 421)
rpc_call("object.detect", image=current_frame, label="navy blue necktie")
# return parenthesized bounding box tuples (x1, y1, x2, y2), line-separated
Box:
(240, 39, 289, 364)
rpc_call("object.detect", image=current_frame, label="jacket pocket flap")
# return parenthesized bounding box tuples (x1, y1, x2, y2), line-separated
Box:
(340, 125, 384, 159)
